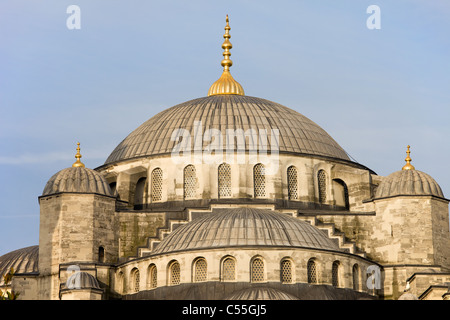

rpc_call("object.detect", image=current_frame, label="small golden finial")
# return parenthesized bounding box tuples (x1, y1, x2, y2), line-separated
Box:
(207, 15, 245, 96)
(72, 142, 85, 168)
(402, 145, 415, 170)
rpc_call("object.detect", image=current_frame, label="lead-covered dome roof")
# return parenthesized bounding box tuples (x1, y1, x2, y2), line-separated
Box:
(0, 245, 39, 286)
(375, 169, 444, 199)
(151, 208, 340, 255)
(105, 95, 350, 165)
(42, 167, 112, 197)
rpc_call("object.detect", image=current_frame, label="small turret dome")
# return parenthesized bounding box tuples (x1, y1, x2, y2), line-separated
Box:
(42, 143, 112, 197)
(375, 169, 444, 199)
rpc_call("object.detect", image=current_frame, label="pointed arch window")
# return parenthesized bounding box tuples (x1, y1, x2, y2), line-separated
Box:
(169, 261, 181, 286)
(148, 264, 157, 289)
(218, 163, 232, 198)
(132, 268, 140, 293)
(352, 264, 360, 291)
(332, 261, 340, 287)
(318, 170, 327, 203)
(194, 258, 207, 282)
(222, 257, 236, 281)
(287, 166, 298, 200)
(280, 259, 293, 283)
(307, 259, 318, 284)
(151, 168, 163, 202)
(254, 164, 265, 198)
(251, 257, 264, 283)
(184, 165, 197, 199)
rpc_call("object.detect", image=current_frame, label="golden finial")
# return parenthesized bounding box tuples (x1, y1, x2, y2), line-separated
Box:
(72, 142, 85, 168)
(207, 15, 245, 96)
(402, 145, 415, 170)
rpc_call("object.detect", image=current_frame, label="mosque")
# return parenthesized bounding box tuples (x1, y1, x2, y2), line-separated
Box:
(1, 16, 449, 300)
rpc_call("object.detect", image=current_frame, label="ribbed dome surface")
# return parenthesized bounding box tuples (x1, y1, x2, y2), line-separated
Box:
(151, 208, 340, 255)
(65, 271, 101, 289)
(225, 287, 299, 300)
(105, 95, 350, 165)
(375, 170, 444, 199)
(0, 245, 38, 286)
(42, 167, 112, 196)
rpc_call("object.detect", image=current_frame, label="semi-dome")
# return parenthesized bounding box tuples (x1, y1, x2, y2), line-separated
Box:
(42, 167, 112, 197)
(375, 169, 444, 199)
(151, 208, 340, 255)
(65, 271, 101, 289)
(225, 287, 299, 300)
(0, 245, 39, 286)
(104, 95, 350, 165)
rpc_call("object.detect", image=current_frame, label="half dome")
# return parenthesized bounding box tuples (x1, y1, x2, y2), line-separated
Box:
(105, 95, 350, 165)
(42, 167, 112, 197)
(375, 169, 444, 199)
(151, 208, 340, 255)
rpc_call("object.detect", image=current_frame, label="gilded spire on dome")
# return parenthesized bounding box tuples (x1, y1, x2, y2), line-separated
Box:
(207, 15, 245, 96)
(72, 142, 85, 168)
(402, 145, 415, 170)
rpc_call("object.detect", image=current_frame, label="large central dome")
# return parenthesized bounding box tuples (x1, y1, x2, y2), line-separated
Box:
(105, 95, 350, 165)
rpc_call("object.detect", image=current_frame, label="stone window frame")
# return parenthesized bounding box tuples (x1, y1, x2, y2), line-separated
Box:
(352, 263, 360, 291)
(317, 169, 327, 204)
(183, 165, 197, 200)
(307, 258, 319, 284)
(280, 258, 294, 284)
(221, 256, 237, 282)
(287, 165, 298, 200)
(151, 167, 163, 202)
(253, 163, 266, 198)
(148, 264, 157, 289)
(332, 260, 341, 287)
(193, 257, 208, 283)
(131, 267, 140, 293)
(168, 260, 181, 286)
(250, 256, 265, 283)
(218, 163, 232, 198)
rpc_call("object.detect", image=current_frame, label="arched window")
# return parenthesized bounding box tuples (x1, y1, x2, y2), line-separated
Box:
(287, 166, 298, 200)
(151, 168, 163, 202)
(352, 264, 360, 291)
(98, 246, 105, 263)
(251, 257, 264, 283)
(307, 259, 318, 284)
(117, 271, 125, 294)
(134, 177, 147, 208)
(333, 179, 350, 210)
(148, 264, 157, 289)
(254, 164, 265, 198)
(109, 182, 117, 197)
(184, 165, 197, 199)
(332, 261, 340, 287)
(280, 259, 293, 283)
(169, 261, 181, 286)
(222, 257, 236, 281)
(317, 170, 327, 204)
(218, 163, 232, 198)
(132, 268, 140, 293)
(193, 258, 207, 282)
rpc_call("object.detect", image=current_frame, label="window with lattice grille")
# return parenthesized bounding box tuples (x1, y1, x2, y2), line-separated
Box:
(218, 163, 232, 198)
(254, 164, 265, 198)
(307, 259, 317, 284)
(170, 262, 181, 285)
(222, 258, 236, 281)
(151, 168, 163, 202)
(332, 261, 340, 287)
(251, 258, 264, 282)
(280, 259, 293, 283)
(194, 259, 207, 282)
(149, 265, 157, 289)
(318, 170, 327, 203)
(133, 269, 140, 293)
(287, 166, 298, 200)
(352, 264, 359, 291)
(184, 165, 197, 199)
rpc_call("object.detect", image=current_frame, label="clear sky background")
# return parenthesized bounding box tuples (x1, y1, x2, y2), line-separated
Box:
(0, 0, 449, 255)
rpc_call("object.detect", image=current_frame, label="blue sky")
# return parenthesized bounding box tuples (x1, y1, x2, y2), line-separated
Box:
(0, 0, 449, 255)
